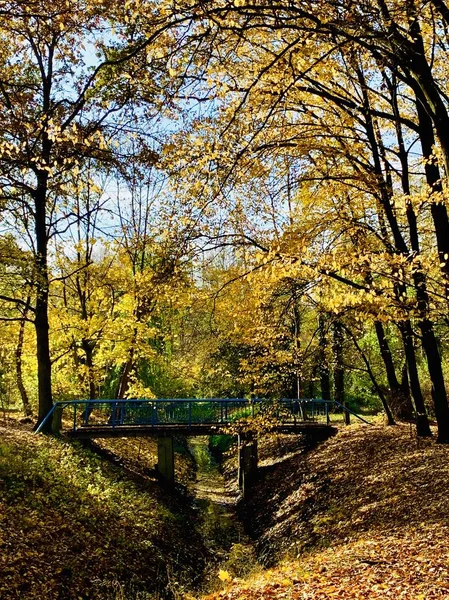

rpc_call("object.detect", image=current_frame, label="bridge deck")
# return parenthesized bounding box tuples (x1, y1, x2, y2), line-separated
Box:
(66, 421, 334, 439)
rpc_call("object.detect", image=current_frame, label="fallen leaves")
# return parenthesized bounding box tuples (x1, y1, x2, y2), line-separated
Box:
(0, 424, 204, 599)
(3, 421, 449, 600)
(202, 424, 449, 600)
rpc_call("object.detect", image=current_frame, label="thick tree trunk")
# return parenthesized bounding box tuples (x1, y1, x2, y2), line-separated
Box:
(401, 8, 449, 289)
(387, 69, 449, 438)
(419, 319, 449, 442)
(35, 292, 52, 427)
(390, 61, 449, 438)
(412, 265, 449, 441)
(394, 84, 449, 438)
(398, 321, 432, 437)
(414, 90, 449, 294)
(34, 184, 53, 432)
(404, 9, 449, 178)
(361, 71, 441, 436)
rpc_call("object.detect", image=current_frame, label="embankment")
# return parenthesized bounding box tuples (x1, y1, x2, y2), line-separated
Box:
(205, 424, 449, 599)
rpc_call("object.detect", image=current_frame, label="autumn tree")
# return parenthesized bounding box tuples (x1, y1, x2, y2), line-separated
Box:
(147, 0, 449, 439)
(0, 0, 187, 429)
(0, 236, 35, 414)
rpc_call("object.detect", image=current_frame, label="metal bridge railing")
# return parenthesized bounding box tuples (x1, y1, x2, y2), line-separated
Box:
(35, 398, 371, 434)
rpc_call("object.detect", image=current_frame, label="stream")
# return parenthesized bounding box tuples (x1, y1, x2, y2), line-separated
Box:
(187, 437, 257, 585)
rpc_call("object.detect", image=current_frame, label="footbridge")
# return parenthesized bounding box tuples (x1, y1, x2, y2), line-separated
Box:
(36, 398, 367, 492)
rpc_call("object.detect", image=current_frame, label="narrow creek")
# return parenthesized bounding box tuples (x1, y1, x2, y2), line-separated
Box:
(187, 436, 257, 588)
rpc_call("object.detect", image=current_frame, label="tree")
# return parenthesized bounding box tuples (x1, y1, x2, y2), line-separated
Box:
(0, 0, 182, 429)
(154, 0, 449, 438)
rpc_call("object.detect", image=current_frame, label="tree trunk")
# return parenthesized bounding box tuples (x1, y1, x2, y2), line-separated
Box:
(16, 308, 32, 417)
(412, 264, 449, 441)
(404, 6, 449, 180)
(402, 6, 449, 289)
(292, 286, 302, 399)
(116, 349, 135, 399)
(34, 183, 53, 432)
(318, 314, 331, 401)
(360, 72, 438, 436)
(307, 365, 317, 399)
(398, 321, 432, 437)
(332, 320, 348, 424)
(342, 323, 395, 425)
(400, 362, 411, 407)
(82, 339, 97, 400)
(374, 321, 413, 420)
(419, 319, 449, 442)
(414, 88, 449, 295)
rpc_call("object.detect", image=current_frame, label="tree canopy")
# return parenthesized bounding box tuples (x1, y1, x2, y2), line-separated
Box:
(1, 0, 449, 440)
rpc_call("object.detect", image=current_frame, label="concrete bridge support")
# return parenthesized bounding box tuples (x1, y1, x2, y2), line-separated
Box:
(51, 405, 63, 434)
(157, 435, 175, 486)
(238, 433, 258, 497)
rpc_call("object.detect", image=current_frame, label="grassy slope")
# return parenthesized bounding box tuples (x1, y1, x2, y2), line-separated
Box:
(205, 424, 449, 600)
(0, 421, 204, 600)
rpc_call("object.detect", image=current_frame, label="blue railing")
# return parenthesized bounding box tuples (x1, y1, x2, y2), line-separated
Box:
(35, 398, 371, 434)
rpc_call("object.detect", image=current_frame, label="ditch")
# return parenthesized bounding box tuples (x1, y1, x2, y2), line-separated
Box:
(187, 436, 258, 594)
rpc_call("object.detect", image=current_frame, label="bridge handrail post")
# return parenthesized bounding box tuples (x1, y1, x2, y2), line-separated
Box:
(34, 403, 56, 434)
(111, 402, 116, 428)
(73, 403, 77, 431)
(188, 401, 192, 428)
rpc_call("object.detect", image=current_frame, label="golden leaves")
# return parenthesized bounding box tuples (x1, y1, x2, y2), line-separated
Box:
(218, 569, 232, 582)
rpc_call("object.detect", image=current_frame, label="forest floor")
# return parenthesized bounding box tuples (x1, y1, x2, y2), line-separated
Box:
(2, 416, 449, 599)
(204, 422, 449, 600)
(0, 417, 210, 599)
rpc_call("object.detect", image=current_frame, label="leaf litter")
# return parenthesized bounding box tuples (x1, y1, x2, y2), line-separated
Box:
(202, 424, 449, 600)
